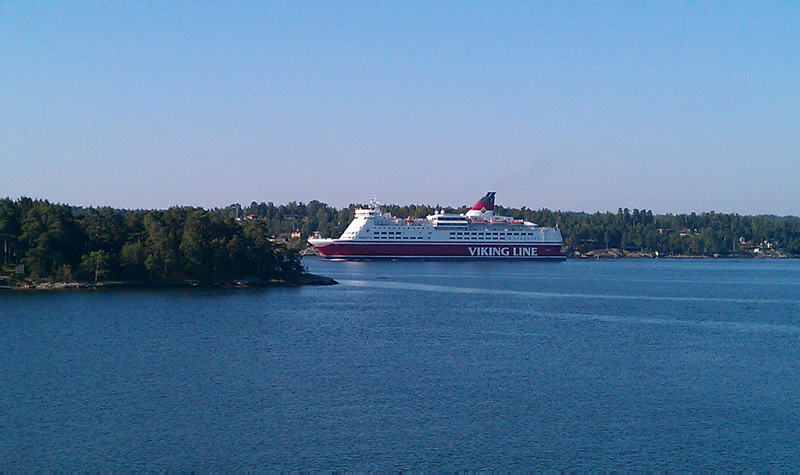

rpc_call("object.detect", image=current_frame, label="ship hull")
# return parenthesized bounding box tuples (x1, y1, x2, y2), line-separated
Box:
(312, 241, 565, 260)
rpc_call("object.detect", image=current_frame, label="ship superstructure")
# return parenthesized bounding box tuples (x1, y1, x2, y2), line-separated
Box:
(308, 192, 565, 259)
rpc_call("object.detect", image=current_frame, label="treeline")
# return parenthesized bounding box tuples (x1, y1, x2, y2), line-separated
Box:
(3, 197, 799, 282)
(231, 200, 800, 257)
(0, 198, 303, 282)
(493, 206, 800, 256)
(227, 200, 453, 242)
(229, 200, 357, 241)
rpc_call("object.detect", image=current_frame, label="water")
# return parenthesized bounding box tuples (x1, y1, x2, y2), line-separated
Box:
(2, 258, 799, 470)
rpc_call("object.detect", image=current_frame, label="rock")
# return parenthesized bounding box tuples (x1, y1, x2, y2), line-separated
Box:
(300, 246, 322, 256)
(586, 248, 624, 259)
(11, 274, 337, 290)
(35, 281, 95, 290)
(234, 276, 266, 286)
(289, 273, 338, 285)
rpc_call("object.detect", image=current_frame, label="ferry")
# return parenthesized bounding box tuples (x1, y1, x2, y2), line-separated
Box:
(307, 192, 565, 260)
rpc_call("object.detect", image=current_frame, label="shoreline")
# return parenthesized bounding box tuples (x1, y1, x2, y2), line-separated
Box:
(0, 272, 337, 291)
(570, 249, 793, 259)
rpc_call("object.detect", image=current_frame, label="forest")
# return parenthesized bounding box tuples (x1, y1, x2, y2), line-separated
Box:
(2, 197, 799, 283)
(0, 198, 304, 283)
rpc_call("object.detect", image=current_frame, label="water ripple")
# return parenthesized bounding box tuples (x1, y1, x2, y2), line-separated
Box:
(340, 279, 800, 305)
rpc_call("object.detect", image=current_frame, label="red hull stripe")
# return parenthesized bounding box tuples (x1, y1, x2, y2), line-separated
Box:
(315, 242, 565, 259)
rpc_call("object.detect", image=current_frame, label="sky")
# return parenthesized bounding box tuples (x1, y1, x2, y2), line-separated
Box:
(2, 2, 799, 215)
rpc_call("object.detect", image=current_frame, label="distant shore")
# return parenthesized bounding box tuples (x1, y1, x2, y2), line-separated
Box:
(303, 246, 795, 260)
(0, 272, 337, 291)
(571, 248, 794, 259)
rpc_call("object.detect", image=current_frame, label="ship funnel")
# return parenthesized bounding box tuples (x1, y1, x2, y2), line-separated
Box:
(466, 192, 496, 217)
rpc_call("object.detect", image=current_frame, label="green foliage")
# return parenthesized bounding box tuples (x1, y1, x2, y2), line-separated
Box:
(80, 250, 113, 282)
(3, 195, 798, 284)
(534, 208, 800, 256)
(0, 198, 304, 282)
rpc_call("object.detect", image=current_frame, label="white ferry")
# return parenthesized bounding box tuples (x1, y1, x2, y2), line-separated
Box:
(307, 192, 565, 259)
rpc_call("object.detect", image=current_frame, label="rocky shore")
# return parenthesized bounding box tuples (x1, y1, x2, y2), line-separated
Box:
(570, 248, 793, 259)
(0, 272, 337, 290)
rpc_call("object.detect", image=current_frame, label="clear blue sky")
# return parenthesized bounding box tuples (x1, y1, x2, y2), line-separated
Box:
(2, 2, 798, 215)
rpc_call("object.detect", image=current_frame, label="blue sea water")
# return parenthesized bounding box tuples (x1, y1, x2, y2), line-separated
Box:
(2, 258, 799, 470)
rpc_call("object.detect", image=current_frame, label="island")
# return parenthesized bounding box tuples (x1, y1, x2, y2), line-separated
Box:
(0, 198, 336, 290)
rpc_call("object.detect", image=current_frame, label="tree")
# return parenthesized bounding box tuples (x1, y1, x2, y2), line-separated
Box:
(80, 250, 112, 282)
(0, 198, 21, 266)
